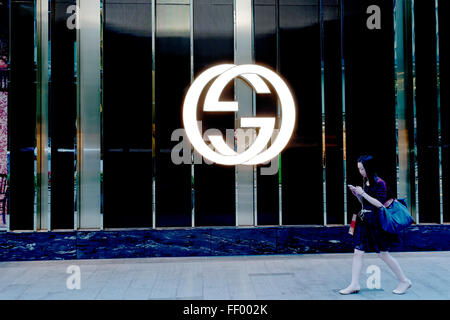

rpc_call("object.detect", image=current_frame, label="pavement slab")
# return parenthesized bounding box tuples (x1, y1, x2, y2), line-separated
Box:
(0, 251, 449, 300)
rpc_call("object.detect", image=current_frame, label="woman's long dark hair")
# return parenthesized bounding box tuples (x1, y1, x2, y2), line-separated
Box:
(357, 155, 378, 187)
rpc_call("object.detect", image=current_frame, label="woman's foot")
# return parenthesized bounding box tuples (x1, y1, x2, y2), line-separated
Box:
(393, 279, 412, 294)
(339, 285, 360, 295)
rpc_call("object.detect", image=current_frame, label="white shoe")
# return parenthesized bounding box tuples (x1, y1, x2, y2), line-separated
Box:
(339, 285, 360, 295)
(393, 279, 412, 294)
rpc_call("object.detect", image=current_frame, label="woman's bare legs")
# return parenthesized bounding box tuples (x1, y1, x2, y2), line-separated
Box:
(339, 249, 364, 294)
(377, 251, 412, 294)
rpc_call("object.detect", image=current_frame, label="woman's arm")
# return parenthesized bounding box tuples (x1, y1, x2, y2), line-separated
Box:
(355, 193, 364, 204)
(360, 191, 384, 208)
(383, 198, 394, 207)
(354, 186, 384, 208)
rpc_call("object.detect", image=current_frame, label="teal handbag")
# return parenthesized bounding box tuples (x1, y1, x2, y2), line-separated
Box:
(379, 199, 414, 234)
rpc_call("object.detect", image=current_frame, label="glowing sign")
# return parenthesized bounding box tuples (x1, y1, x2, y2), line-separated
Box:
(182, 64, 296, 166)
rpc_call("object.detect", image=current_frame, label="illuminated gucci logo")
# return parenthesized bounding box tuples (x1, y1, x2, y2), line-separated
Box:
(182, 64, 296, 166)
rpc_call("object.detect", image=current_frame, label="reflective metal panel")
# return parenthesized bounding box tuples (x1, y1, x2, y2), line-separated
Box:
(36, 0, 50, 230)
(235, 0, 254, 226)
(395, 0, 415, 215)
(77, 0, 101, 229)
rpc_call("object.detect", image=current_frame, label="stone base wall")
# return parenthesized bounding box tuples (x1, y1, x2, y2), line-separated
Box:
(1, 225, 450, 261)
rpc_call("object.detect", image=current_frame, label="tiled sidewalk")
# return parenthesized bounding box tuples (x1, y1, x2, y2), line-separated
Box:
(1, 251, 449, 300)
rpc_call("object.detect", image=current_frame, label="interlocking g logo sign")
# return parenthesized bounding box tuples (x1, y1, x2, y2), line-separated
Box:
(182, 64, 296, 165)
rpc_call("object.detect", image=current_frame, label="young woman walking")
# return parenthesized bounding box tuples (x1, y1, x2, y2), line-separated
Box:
(339, 155, 412, 295)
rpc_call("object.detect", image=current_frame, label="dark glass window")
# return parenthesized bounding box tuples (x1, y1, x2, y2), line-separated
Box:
(254, 0, 279, 225)
(9, 0, 36, 230)
(193, 0, 235, 226)
(103, 0, 153, 228)
(323, 0, 344, 224)
(414, 0, 440, 223)
(439, 0, 450, 222)
(343, 0, 396, 221)
(49, 0, 77, 229)
(279, 0, 323, 225)
(155, 1, 192, 227)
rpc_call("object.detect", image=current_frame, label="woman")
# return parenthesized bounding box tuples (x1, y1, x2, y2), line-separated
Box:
(339, 155, 412, 295)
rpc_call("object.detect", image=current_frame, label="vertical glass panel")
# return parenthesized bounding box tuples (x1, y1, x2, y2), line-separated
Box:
(155, 1, 191, 227)
(254, 0, 279, 225)
(413, 0, 440, 223)
(103, 0, 152, 228)
(438, 0, 450, 222)
(49, 0, 76, 229)
(0, 0, 9, 230)
(343, 0, 397, 221)
(279, 0, 323, 225)
(323, 0, 344, 224)
(9, 0, 36, 230)
(193, 0, 235, 226)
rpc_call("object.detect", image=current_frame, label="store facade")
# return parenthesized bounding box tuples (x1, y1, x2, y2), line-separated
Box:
(1, 0, 450, 261)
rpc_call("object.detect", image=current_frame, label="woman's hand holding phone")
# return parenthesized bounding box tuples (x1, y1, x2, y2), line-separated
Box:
(348, 185, 357, 196)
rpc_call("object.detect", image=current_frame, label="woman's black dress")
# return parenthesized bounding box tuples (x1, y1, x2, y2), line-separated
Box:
(353, 177, 400, 253)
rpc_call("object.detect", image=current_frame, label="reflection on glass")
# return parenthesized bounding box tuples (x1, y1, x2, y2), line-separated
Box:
(0, 0, 8, 230)
(8, 0, 37, 230)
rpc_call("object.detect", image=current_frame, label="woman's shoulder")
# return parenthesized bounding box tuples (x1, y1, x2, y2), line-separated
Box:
(374, 177, 387, 189)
